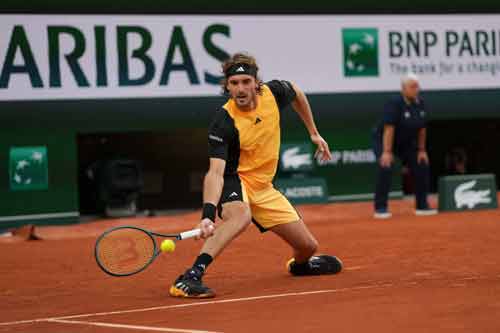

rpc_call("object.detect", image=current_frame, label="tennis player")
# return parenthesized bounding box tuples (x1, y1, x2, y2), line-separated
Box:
(170, 53, 343, 298)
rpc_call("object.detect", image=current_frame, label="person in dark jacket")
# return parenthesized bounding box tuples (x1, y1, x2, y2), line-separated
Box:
(372, 73, 437, 219)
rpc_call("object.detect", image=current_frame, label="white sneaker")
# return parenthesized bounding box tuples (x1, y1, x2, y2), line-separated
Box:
(415, 209, 438, 216)
(374, 211, 392, 219)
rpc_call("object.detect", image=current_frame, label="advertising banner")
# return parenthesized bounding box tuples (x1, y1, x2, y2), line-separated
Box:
(1, 15, 499, 101)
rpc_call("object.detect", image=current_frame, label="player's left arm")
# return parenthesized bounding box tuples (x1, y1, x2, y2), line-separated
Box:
(290, 82, 333, 162)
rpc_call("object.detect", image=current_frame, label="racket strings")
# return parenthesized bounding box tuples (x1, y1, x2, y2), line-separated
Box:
(96, 228, 156, 275)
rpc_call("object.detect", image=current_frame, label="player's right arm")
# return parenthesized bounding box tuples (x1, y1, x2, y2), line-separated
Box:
(198, 158, 225, 238)
(198, 109, 230, 238)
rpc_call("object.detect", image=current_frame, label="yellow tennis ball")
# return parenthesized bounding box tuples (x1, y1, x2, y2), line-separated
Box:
(160, 239, 176, 253)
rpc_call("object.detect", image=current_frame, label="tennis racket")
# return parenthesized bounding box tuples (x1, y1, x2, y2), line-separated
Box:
(95, 225, 201, 277)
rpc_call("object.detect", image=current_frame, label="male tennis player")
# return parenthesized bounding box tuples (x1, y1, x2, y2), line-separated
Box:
(170, 53, 342, 298)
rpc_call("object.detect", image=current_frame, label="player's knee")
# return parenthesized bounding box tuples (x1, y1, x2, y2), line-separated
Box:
(223, 203, 252, 231)
(236, 206, 252, 230)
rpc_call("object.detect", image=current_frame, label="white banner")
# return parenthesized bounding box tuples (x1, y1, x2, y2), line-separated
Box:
(1, 14, 500, 101)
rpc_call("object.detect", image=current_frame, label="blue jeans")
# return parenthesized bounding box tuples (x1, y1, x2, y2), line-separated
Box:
(373, 140, 430, 211)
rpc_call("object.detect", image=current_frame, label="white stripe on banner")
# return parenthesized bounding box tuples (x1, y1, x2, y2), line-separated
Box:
(329, 191, 403, 201)
(0, 211, 79, 222)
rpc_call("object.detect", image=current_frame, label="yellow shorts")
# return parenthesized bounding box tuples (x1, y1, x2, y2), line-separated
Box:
(218, 174, 300, 232)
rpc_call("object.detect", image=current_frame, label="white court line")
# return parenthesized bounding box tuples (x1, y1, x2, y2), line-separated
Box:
(47, 319, 221, 333)
(1, 274, 493, 328)
(0, 283, 390, 326)
(344, 266, 364, 271)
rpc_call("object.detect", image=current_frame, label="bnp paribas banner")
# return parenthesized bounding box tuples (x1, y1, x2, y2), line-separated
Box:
(1, 15, 500, 101)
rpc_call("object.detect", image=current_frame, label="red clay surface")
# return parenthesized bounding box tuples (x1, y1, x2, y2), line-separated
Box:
(1, 197, 499, 333)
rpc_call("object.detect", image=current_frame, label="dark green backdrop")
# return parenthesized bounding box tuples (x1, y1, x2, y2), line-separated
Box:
(1, 88, 499, 227)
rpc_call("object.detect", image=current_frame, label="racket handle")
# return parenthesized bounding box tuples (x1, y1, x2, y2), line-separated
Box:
(179, 229, 201, 240)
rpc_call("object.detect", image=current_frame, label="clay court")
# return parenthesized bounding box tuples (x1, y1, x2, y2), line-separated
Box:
(1, 197, 499, 333)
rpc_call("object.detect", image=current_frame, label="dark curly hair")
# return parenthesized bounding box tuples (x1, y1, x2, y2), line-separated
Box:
(220, 52, 263, 95)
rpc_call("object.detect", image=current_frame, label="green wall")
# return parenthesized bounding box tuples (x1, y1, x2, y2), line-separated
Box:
(0, 129, 78, 227)
(1, 88, 499, 227)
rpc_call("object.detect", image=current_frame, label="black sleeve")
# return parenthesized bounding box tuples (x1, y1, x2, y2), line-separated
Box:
(207, 109, 231, 160)
(266, 80, 297, 110)
(382, 99, 399, 126)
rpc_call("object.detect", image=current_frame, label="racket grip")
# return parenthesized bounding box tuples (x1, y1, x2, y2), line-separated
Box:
(179, 229, 201, 240)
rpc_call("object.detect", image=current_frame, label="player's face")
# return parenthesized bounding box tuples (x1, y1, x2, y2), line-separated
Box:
(227, 74, 257, 109)
(402, 80, 420, 100)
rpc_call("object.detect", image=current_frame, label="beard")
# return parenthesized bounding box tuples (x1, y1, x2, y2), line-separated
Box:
(234, 93, 254, 108)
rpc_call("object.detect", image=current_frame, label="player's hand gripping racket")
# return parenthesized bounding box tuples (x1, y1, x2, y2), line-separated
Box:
(95, 226, 200, 277)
